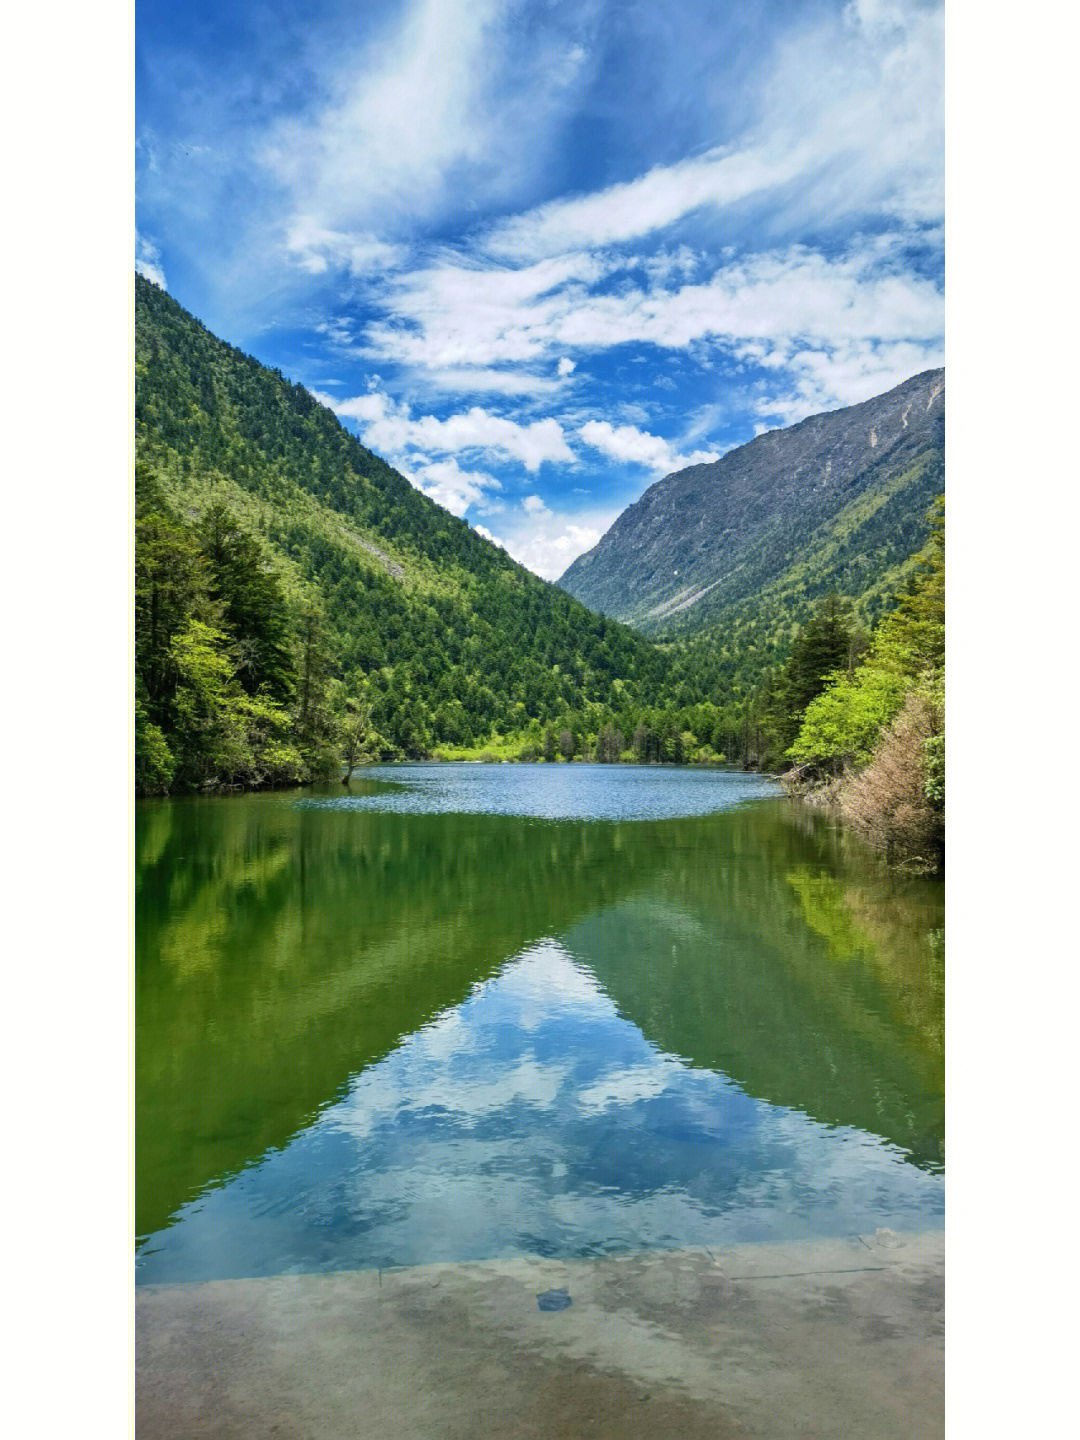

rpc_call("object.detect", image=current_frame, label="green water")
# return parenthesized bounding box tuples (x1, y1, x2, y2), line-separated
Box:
(136, 765, 943, 1282)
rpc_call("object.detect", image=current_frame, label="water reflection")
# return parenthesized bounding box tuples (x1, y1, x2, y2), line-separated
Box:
(137, 768, 944, 1282)
(138, 941, 941, 1283)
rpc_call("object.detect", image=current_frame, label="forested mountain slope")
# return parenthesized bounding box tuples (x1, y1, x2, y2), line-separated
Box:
(559, 371, 945, 648)
(135, 276, 676, 774)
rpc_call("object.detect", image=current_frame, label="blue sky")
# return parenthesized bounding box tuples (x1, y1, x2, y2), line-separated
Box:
(136, 0, 943, 579)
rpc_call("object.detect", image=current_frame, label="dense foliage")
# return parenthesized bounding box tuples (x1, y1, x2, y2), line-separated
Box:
(786, 499, 945, 870)
(788, 499, 943, 769)
(135, 471, 338, 791)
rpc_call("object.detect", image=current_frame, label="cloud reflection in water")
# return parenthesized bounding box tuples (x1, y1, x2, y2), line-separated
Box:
(137, 941, 943, 1283)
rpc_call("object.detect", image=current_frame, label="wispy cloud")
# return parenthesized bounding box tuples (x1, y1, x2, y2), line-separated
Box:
(261, 0, 509, 231)
(486, 145, 811, 260)
(483, 0, 942, 259)
(413, 368, 568, 398)
(261, 0, 595, 254)
(737, 332, 945, 427)
(284, 218, 405, 276)
(363, 250, 610, 368)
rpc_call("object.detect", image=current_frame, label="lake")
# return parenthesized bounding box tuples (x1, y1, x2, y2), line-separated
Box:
(136, 763, 944, 1284)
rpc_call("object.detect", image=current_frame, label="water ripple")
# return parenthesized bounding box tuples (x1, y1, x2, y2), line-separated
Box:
(298, 763, 778, 822)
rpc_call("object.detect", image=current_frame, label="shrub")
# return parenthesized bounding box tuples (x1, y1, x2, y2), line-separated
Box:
(787, 666, 909, 771)
(841, 690, 944, 873)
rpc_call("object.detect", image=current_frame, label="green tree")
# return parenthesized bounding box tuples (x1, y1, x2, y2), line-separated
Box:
(135, 471, 207, 718)
(542, 725, 557, 763)
(787, 497, 945, 872)
(168, 618, 247, 788)
(340, 691, 373, 782)
(596, 723, 624, 763)
(294, 606, 339, 776)
(787, 667, 910, 771)
(135, 678, 175, 793)
(197, 502, 296, 703)
(871, 498, 944, 679)
(777, 593, 859, 743)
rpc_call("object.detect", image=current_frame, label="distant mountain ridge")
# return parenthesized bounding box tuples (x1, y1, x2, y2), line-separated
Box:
(559, 371, 945, 639)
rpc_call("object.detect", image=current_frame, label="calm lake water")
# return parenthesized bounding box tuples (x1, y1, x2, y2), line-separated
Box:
(136, 764, 943, 1284)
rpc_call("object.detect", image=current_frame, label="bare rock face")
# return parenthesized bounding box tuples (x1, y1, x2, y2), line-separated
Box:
(558, 371, 944, 636)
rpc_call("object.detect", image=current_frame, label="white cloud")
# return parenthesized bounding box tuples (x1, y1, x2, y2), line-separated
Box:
(682, 401, 724, 442)
(364, 250, 609, 369)
(415, 368, 566, 397)
(767, 0, 943, 227)
(312, 388, 575, 476)
(406, 458, 502, 517)
(360, 238, 941, 387)
(557, 357, 576, 377)
(261, 0, 506, 227)
(579, 420, 718, 475)
(486, 144, 811, 260)
(314, 317, 357, 346)
(284, 218, 404, 276)
(741, 335, 945, 425)
(554, 245, 942, 356)
(487, 506, 620, 582)
(135, 231, 166, 289)
(643, 246, 703, 284)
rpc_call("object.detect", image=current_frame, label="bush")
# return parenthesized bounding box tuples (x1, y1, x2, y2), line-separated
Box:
(841, 690, 944, 873)
(787, 666, 909, 770)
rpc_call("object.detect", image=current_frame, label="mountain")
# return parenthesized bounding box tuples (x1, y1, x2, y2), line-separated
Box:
(559, 371, 945, 646)
(135, 275, 680, 774)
